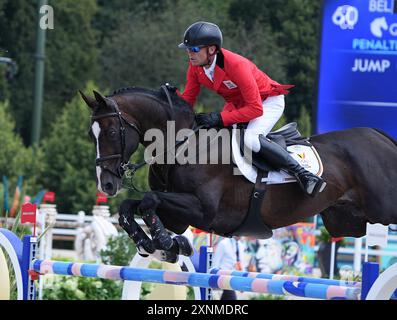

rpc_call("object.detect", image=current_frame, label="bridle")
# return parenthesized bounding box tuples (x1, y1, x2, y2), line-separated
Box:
(91, 98, 142, 179)
(91, 85, 185, 190)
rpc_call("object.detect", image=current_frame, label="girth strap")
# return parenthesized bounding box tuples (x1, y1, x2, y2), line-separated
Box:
(224, 170, 273, 239)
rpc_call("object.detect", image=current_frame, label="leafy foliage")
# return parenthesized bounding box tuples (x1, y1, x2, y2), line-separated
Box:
(0, 101, 43, 191)
(0, 0, 99, 143)
(99, 233, 137, 266)
(297, 106, 312, 137)
(42, 233, 136, 300)
(100, 0, 228, 110)
(229, 0, 321, 120)
(99, 0, 288, 113)
(38, 82, 97, 213)
(42, 273, 123, 300)
(316, 226, 346, 246)
(0, 0, 36, 143)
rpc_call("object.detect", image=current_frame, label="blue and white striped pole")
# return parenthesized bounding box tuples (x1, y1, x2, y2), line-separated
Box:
(32, 259, 361, 300)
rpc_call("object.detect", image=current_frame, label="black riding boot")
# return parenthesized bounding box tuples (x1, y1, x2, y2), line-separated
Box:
(257, 135, 327, 197)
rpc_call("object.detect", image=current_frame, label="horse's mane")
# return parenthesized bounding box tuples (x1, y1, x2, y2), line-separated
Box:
(107, 86, 194, 114)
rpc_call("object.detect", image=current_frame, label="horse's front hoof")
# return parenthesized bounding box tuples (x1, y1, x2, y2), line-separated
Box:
(172, 235, 193, 257)
(153, 230, 173, 251)
(136, 238, 155, 254)
(159, 250, 178, 263)
(136, 250, 149, 258)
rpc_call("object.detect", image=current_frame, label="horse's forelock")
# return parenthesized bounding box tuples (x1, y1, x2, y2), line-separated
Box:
(92, 104, 100, 115)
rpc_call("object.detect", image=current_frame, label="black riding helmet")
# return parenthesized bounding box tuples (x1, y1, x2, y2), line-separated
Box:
(178, 21, 222, 50)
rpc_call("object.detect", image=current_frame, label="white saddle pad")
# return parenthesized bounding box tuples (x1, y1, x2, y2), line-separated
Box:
(231, 125, 323, 184)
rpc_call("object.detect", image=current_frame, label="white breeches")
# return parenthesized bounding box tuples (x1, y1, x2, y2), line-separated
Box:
(244, 95, 285, 153)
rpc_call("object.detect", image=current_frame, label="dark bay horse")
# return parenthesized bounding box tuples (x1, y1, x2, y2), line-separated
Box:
(80, 87, 397, 262)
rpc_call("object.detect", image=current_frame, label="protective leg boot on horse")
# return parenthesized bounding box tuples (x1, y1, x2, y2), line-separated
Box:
(146, 235, 193, 264)
(142, 212, 194, 261)
(257, 135, 327, 197)
(118, 199, 193, 263)
(142, 209, 174, 251)
(118, 211, 155, 255)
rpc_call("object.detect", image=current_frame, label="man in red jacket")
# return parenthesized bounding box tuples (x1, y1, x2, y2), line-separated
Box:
(178, 21, 326, 197)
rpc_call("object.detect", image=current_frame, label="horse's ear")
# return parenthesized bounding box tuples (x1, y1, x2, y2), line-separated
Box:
(93, 90, 107, 106)
(79, 90, 96, 109)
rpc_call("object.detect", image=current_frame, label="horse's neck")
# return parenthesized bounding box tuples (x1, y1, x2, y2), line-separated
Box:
(122, 94, 194, 145)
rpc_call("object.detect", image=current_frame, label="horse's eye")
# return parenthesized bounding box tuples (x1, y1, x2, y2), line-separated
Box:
(109, 129, 117, 138)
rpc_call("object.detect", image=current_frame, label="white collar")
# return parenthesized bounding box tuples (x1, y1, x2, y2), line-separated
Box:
(203, 54, 217, 81)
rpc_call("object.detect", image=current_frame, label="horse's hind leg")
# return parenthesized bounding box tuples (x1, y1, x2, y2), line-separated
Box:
(320, 201, 368, 237)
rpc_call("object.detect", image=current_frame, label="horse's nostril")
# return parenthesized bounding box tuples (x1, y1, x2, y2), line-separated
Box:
(105, 183, 113, 191)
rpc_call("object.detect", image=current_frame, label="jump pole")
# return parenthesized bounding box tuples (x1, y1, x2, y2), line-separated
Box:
(31, 259, 361, 300)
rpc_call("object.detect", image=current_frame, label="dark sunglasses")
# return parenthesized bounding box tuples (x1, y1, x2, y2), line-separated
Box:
(187, 46, 204, 53)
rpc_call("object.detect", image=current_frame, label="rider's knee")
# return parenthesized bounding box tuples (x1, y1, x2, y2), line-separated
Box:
(244, 131, 261, 153)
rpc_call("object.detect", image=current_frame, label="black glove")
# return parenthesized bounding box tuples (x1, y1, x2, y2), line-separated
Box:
(195, 112, 224, 128)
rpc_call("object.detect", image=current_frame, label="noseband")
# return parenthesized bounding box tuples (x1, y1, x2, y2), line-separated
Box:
(91, 99, 142, 179)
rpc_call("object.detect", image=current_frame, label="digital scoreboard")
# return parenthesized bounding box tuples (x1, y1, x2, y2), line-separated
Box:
(316, 0, 397, 138)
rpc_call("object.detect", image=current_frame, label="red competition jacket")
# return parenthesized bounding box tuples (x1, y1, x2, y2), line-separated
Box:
(180, 48, 294, 126)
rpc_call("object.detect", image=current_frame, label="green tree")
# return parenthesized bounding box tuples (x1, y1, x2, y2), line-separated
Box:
(0, 101, 43, 193)
(39, 82, 98, 213)
(275, 0, 321, 122)
(100, 0, 228, 91)
(0, 0, 10, 102)
(0, 0, 5, 20)
(43, 0, 99, 139)
(0, 0, 100, 144)
(226, 20, 286, 84)
(0, 0, 36, 142)
(297, 105, 312, 137)
(229, 0, 321, 121)
(94, 0, 167, 47)
(0, 66, 10, 102)
(99, 0, 285, 113)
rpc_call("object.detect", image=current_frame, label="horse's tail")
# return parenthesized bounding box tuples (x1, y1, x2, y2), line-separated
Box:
(372, 128, 397, 148)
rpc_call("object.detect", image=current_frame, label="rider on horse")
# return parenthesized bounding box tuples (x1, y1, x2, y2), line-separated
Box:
(178, 21, 326, 197)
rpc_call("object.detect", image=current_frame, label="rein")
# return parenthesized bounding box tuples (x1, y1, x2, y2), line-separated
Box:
(123, 83, 202, 192)
(123, 126, 201, 193)
(92, 85, 201, 193)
